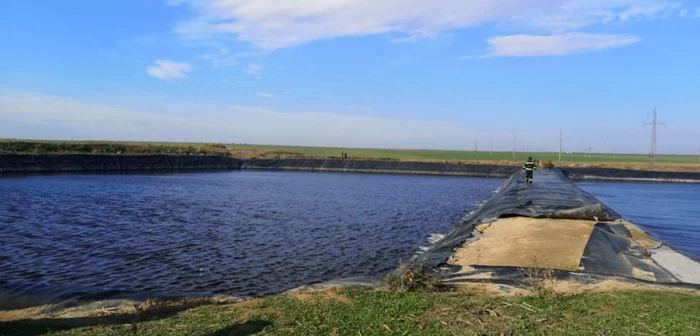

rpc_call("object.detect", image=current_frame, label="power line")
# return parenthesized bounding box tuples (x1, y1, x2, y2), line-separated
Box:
(644, 107, 665, 164)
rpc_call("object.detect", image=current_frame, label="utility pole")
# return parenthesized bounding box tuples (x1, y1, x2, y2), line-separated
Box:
(558, 130, 563, 166)
(474, 137, 478, 153)
(644, 108, 665, 164)
(490, 138, 493, 156)
(513, 135, 517, 161)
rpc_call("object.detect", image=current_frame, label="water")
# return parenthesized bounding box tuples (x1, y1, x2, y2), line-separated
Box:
(0, 171, 501, 297)
(579, 181, 700, 261)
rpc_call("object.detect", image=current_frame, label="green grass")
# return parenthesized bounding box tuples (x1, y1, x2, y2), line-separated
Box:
(229, 144, 699, 164)
(2, 289, 698, 335)
(2, 139, 699, 164)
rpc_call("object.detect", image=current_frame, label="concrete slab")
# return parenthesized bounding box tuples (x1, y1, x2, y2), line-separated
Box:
(652, 246, 700, 285)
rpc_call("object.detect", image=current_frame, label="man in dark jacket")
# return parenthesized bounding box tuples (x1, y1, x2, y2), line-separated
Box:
(523, 157, 536, 184)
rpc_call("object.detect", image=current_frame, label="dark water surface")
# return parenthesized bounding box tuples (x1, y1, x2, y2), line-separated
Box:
(579, 181, 700, 261)
(0, 171, 501, 297)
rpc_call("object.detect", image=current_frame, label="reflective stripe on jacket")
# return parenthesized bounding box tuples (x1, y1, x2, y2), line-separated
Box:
(523, 161, 537, 171)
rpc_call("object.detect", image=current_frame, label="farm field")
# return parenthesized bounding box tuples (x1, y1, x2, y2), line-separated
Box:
(2, 139, 698, 166)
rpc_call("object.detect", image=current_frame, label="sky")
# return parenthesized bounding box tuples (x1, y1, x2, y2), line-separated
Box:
(1, 1, 699, 154)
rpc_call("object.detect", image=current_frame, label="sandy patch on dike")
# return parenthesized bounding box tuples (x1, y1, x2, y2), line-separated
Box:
(450, 217, 596, 271)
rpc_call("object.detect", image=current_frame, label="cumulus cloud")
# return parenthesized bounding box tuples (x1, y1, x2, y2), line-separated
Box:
(169, 0, 674, 50)
(0, 89, 500, 149)
(480, 33, 641, 58)
(245, 63, 263, 75)
(145, 59, 193, 80)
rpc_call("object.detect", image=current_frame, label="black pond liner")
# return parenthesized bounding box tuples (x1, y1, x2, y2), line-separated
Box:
(0, 280, 200, 311)
(422, 168, 682, 284)
(0, 154, 243, 174)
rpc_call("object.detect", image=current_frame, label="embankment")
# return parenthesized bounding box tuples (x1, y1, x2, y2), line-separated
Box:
(561, 167, 700, 183)
(241, 158, 517, 177)
(427, 168, 700, 287)
(0, 155, 243, 174)
(3, 155, 700, 182)
(0, 155, 518, 177)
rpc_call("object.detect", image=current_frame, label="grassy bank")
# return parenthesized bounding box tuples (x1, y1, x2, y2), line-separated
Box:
(1, 288, 698, 335)
(230, 144, 700, 165)
(3, 139, 699, 165)
(0, 140, 233, 156)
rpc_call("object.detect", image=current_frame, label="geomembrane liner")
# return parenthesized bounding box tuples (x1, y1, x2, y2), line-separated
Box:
(424, 169, 692, 284)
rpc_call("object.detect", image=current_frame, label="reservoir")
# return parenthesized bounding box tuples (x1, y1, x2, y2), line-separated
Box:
(2, 171, 699, 298)
(579, 181, 700, 262)
(0, 171, 500, 297)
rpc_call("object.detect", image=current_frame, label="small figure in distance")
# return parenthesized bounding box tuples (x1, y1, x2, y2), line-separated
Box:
(523, 156, 536, 185)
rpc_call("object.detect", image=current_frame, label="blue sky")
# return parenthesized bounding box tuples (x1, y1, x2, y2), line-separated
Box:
(1, 1, 699, 154)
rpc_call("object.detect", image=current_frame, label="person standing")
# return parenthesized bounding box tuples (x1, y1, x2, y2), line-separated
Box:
(523, 157, 536, 184)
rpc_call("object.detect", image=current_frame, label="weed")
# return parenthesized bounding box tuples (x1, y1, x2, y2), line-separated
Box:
(541, 160, 555, 168)
(518, 256, 559, 299)
(384, 259, 441, 293)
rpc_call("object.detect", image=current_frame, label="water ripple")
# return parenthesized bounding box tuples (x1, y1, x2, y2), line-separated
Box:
(0, 171, 500, 297)
(579, 181, 700, 261)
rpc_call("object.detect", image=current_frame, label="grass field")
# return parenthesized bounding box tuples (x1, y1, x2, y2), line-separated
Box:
(2, 139, 699, 165)
(230, 144, 700, 164)
(1, 288, 699, 336)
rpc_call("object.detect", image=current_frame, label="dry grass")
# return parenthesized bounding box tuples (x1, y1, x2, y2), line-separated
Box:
(288, 290, 354, 305)
(541, 160, 555, 168)
(384, 259, 441, 293)
(417, 297, 516, 335)
(518, 256, 559, 299)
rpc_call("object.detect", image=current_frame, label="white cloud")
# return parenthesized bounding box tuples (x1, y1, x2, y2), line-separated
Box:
(245, 63, 263, 75)
(679, 8, 700, 18)
(257, 92, 274, 98)
(618, 2, 677, 21)
(198, 44, 262, 67)
(0, 89, 500, 149)
(169, 0, 674, 50)
(480, 33, 641, 58)
(145, 59, 193, 80)
(200, 48, 239, 67)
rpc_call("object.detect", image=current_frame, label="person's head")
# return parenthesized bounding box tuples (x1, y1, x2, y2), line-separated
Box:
(528, 156, 533, 161)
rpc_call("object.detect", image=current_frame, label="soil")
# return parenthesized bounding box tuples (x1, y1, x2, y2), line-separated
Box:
(449, 218, 597, 271)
